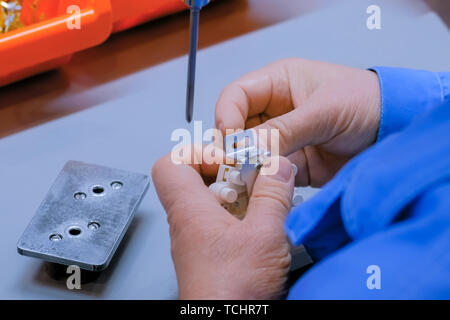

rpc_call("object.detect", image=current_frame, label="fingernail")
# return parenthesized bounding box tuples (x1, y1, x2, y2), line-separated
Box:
(262, 157, 292, 182)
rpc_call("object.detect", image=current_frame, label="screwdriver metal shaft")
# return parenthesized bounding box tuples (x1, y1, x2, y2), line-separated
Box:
(185, 7, 200, 123)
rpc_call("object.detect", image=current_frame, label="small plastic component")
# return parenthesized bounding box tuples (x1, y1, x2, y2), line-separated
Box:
(210, 130, 303, 219)
(209, 130, 311, 270)
(210, 164, 248, 218)
(292, 188, 304, 207)
(210, 182, 238, 203)
(228, 170, 244, 186)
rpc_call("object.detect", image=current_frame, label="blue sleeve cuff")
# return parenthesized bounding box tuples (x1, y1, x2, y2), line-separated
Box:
(438, 72, 450, 103)
(371, 67, 449, 141)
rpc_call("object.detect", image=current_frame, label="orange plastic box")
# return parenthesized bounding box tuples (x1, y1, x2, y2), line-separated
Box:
(0, 0, 187, 86)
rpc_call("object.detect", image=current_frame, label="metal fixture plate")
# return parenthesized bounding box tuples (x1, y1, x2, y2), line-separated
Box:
(17, 161, 150, 271)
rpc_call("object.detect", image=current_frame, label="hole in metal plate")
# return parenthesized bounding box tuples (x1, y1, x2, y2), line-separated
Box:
(68, 227, 82, 236)
(92, 185, 105, 196)
(49, 234, 63, 242)
(88, 221, 100, 230)
(74, 192, 87, 200)
(110, 181, 123, 190)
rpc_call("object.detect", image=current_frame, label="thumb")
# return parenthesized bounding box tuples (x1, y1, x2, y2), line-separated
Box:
(245, 157, 295, 227)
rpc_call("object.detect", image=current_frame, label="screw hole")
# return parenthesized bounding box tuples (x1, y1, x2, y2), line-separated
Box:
(111, 181, 123, 190)
(49, 234, 62, 241)
(92, 185, 105, 195)
(88, 221, 100, 230)
(74, 192, 86, 200)
(68, 227, 82, 236)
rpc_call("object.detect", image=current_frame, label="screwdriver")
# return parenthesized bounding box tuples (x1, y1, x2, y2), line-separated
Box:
(185, 0, 211, 123)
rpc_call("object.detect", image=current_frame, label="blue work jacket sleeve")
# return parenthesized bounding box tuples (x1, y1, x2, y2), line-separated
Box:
(285, 67, 450, 299)
(371, 67, 450, 141)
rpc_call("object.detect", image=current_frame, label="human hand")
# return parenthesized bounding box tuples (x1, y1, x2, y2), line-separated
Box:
(152, 146, 295, 299)
(215, 58, 381, 187)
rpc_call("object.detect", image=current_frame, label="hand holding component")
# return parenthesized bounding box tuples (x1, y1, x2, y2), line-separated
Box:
(215, 58, 381, 187)
(152, 146, 295, 299)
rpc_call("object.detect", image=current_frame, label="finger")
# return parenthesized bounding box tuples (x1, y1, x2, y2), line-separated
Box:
(152, 146, 234, 227)
(245, 157, 295, 228)
(251, 94, 332, 156)
(245, 115, 263, 129)
(288, 146, 351, 187)
(215, 61, 294, 134)
(244, 113, 271, 129)
(170, 143, 232, 178)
